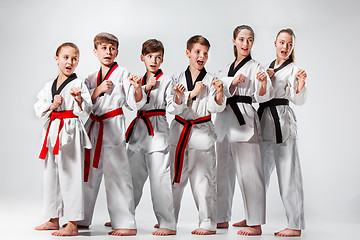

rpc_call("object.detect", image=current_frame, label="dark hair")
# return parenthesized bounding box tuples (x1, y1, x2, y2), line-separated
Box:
(186, 35, 210, 51)
(56, 42, 79, 56)
(276, 28, 295, 61)
(232, 25, 254, 58)
(94, 32, 119, 49)
(142, 39, 164, 56)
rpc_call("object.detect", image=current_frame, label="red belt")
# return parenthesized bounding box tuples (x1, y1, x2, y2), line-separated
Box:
(39, 110, 78, 159)
(173, 114, 212, 184)
(125, 109, 166, 143)
(84, 108, 123, 182)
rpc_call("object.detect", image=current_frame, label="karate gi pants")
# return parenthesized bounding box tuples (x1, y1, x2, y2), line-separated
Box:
(261, 138, 305, 230)
(78, 143, 136, 230)
(216, 137, 266, 225)
(42, 142, 84, 221)
(170, 145, 217, 231)
(128, 148, 176, 230)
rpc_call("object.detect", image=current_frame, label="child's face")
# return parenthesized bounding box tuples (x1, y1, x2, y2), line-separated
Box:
(275, 32, 294, 60)
(141, 51, 163, 74)
(94, 43, 118, 67)
(233, 29, 254, 59)
(186, 43, 209, 71)
(55, 46, 79, 77)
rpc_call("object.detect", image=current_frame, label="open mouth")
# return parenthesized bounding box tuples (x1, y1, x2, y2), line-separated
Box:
(197, 60, 204, 66)
(281, 50, 287, 56)
(104, 57, 112, 60)
(66, 66, 72, 71)
(150, 64, 157, 68)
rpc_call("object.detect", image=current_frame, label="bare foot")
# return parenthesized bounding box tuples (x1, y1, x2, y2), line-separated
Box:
(62, 223, 89, 229)
(274, 228, 301, 237)
(237, 225, 262, 236)
(108, 229, 137, 236)
(217, 222, 229, 229)
(152, 228, 176, 236)
(154, 223, 159, 228)
(104, 222, 111, 227)
(52, 221, 78, 236)
(233, 219, 248, 227)
(191, 228, 216, 235)
(35, 218, 59, 230)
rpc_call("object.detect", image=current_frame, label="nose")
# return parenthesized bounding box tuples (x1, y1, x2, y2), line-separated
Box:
(105, 47, 111, 54)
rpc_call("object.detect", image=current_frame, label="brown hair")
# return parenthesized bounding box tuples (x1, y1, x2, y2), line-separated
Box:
(142, 39, 164, 56)
(186, 35, 210, 51)
(56, 42, 79, 56)
(276, 28, 295, 61)
(93, 32, 119, 49)
(232, 25, 254, 58)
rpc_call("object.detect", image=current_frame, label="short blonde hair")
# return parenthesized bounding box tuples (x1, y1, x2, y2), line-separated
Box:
(186, 35, 210, 51)
(94, 32, 119, 49)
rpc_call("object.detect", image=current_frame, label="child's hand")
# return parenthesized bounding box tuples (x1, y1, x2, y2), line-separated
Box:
(266, 68, 275, 78)
(145, 76, 157, 92)
(99, 79, 113, 93)
(192, 81, 205, 97)
(296, 69, 307, 83)
(50, 94, 63, 110)
(173, 83, 185, 95)
(256, 72, 267, 84)
(129, 75, 142, 89)
(173, 83, 185, 105)
(212, 78, 223, 92)
(232, 73, 246, 85)
(70, 87, 82, 103)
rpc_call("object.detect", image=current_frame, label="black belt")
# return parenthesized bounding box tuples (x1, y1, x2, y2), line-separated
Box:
(226, 95, 252, 126)
(258, 98, 289, 143)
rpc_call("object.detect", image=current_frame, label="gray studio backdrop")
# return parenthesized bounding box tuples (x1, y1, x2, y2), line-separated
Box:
(0, 0, 359, 228)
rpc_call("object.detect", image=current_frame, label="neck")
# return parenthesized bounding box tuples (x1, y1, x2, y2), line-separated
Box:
(275, 57, 288, 67)
(57, 72, 68, 85)
(235, 54, 248, 64)
(189, 64, 201, 82)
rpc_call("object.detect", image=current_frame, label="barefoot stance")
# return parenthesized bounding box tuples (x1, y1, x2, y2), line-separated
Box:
(237, 225, 262, 236)
(233, 219, 248, 227)
(191, 228, 216, 235)
(217, 222, 229, 229)
(154, 223, 159, 228)
(35, 219, 59, 231)
(108, 229, 137, 236)
(275, 228, 301, 237)
(104, 222, 111, 227)
(52, 221, 78, 236)
(153, 228, 176, 236)
(62, 223, 89, 229)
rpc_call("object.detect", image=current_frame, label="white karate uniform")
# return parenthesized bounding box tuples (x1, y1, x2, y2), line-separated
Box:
(78, 64, 145, 229)
(170, 68, 225, 231)
(214, 59, 272, 226)
(34, 74, 92, 221)
(260, 60, 307, 230)
(127, 72, 180, 230)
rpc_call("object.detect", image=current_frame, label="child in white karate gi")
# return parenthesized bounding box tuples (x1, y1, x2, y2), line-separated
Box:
(170, 35, 225, 235)
(126, 39, 185, 236)
(260, 28, 307, 237)
(34, 42, 92, 237)
(78, 32, 144, 236)
(215, 25, 272, 236)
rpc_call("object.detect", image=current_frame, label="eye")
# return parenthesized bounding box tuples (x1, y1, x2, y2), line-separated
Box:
(196, 50, 200, 54)
(111, 47, 116, 51)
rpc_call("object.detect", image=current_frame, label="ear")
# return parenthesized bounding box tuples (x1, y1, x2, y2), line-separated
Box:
(114, 49, 119, 58)
(54, 56, 59, 64)
(232, 38, 236, 46)
(140, 54, 145, 62)
(93, 48, 97, 56)
(274, 40, 277, 47)
(185, 49, 191, 58)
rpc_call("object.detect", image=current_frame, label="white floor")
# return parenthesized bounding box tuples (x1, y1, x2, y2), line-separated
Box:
(2, 187, 359, 240)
